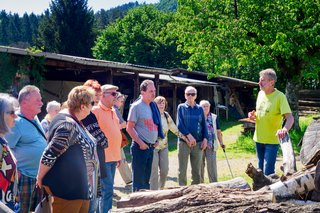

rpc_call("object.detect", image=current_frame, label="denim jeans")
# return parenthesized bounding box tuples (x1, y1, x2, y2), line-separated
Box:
(131, 142, 154, 192)
(98, 161, 117, 213)
(255, 142, 279, 175)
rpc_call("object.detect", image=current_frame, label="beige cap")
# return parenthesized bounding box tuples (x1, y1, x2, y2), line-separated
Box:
(101, 84, 119, 91)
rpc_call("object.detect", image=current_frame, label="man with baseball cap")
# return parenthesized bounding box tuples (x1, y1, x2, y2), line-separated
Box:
(92, 84, 122, 213)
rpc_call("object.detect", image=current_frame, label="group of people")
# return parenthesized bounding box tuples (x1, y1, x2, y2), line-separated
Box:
(0, 68, 293, 213)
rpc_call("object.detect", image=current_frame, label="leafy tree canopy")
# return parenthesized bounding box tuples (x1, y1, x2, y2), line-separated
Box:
(93, 5, 187, 69)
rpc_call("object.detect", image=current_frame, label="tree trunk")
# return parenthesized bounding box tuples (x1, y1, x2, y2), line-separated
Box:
(267, 166, 316, 202)
(286, 79, 300, 131)
(117, 177, 250, 209)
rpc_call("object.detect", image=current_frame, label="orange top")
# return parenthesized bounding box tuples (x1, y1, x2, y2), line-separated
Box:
(92, 103, 122, 162)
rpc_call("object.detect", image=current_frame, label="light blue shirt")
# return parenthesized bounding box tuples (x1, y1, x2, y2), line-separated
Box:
(5, 113, 47, 178)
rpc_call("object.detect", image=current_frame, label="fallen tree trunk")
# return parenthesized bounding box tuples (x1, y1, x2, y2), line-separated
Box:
(117, 177, 250, 209)
(113, 186, 320, 213)
(266, 166, 316, 202)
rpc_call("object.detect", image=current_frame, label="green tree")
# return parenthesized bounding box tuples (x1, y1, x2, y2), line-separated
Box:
(37, 0, 95, 57)
(175, 0, 320, 130)
(93, 5, 187, 69)
(0, 10, 10, 45)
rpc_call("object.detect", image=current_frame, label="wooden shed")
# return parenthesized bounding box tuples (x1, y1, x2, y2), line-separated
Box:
(0, 46, 258, 120)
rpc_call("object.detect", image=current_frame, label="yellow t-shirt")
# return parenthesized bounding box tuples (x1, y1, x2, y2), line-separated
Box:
(253, 89, 291, 144)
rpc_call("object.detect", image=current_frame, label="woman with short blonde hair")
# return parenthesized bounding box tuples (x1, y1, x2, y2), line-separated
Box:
(37, 86, 98, 213)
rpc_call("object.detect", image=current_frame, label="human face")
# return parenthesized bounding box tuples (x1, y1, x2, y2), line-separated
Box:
(141, 83, 156, 103)
(49, 106, 60, 118)
(201, 103, 210, 116)
(115, 97, 125, 108)
(5, 108, 17, 129)
(101, 89, 118, 108)
(185, 88, 197, 103)
(93, 91, 102, 105)
(259, 75, 274, 93)
(80, 100, 93, 120)
(156, 100, 166, 113)
(23, 91, 43, 116)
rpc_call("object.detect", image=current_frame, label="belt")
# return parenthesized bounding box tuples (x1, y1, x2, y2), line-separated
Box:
(135, 141, 155, 148)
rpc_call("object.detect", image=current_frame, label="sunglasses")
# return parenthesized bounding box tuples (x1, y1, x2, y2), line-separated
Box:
(185, 93, 196, 97)
(6, 110, 15, 115)
(104, 92, 118, 97)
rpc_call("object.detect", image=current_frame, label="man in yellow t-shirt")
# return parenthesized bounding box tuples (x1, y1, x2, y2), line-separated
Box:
(248, 68, 294, 175)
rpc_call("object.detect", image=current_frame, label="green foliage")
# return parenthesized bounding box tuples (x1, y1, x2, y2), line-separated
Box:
(0, 10, 40, 47)
(93, 5, 187, 69)
(94, 2, 140, 32)
(0, 53, 17, 92)
(37, 0, 95, 57)
(156, 0, 177, 12)
(175, 0, 320, 86)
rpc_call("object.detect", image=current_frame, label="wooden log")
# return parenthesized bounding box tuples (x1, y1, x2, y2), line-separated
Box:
(245, 163, 279, 191)
(300, 119, 320, 166)
(279, 133, 297, 176)
(117, 177, 250, 209)
(266, 166, 316, 202)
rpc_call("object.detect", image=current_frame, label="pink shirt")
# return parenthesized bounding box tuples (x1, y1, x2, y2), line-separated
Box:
(92, 103, 122, 162)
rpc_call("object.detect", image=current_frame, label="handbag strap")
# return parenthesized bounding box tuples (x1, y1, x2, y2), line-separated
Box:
(18, 115, 46, 140)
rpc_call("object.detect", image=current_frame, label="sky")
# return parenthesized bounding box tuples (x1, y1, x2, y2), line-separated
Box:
(0, 0, 159, 16)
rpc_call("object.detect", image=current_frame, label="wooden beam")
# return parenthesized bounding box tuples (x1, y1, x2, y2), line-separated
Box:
(134, 72, 139, 99)
(155, 74, 160, 96)
(173, 84, 177, 119)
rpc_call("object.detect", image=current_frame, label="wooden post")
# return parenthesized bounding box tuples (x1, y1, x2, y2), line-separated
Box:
(173, 84, 177, 119)
(155, 74, 160, 96)
(134, 72, 139, 100)
(105, 68, 113, 84)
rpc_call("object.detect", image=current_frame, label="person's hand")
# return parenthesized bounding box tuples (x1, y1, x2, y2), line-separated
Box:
(201, 139, 207, 151)
(139, 142, 149, 150)
(120, 122, 127, 129)
(117, 160, 121, 168)
(187, 134, 196, 147)
(276, 128, 288, 140)
(248, 110, 256, 120)
(154, 141, 159, 148)
(36, 176, 42, 188)
(220, 142, 225, 149)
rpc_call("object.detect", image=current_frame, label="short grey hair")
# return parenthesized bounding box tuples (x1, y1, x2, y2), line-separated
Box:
(199, 100, 210, 106)
(0, 93, 18, 134)
(260, 68, 277, 82)
(185, 86, 197, 93)
(18, 85, 40, 104)
(46, 100, 61, 112)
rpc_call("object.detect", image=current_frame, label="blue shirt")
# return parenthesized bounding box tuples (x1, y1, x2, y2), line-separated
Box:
(176, 102, 208, 142)
(5, 113, 47, 178)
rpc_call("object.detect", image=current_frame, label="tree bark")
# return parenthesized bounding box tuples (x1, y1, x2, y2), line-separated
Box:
(117, 177, 250, 209)
(286, 79, 301, 131)
(267, 166, 316, 202)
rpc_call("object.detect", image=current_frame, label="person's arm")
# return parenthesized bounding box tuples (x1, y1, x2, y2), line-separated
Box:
(126, 121, 148, 150)
(167, 113, 189, 142)
(200, 109, 208, 150)
(276, 113, 294, 139)
(215, 116, 225, 149)
(36, 122, 75, 187)
(177, 105, 196, 144)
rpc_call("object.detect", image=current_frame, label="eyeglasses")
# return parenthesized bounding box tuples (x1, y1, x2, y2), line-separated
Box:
(104, 92, 118, 97)
(6, 110, 15, 115)
(90, 101, 95, 106)
(185, 93, 196, 97)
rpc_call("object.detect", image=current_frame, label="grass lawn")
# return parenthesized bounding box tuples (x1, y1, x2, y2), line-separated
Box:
(165, 115, 316, 185)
